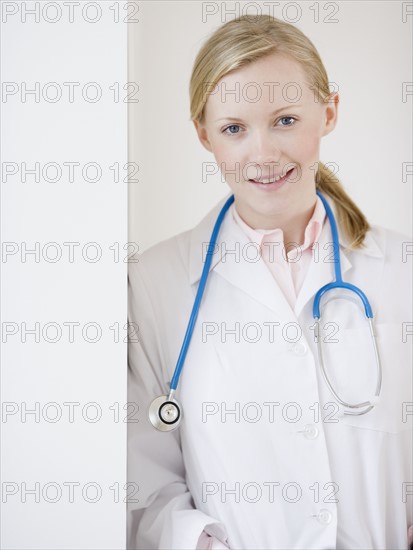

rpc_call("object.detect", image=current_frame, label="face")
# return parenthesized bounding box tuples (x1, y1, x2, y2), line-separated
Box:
(194, 52, 339, 229)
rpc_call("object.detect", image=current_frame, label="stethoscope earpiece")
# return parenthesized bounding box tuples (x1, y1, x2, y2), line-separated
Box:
(148, 395, 182, 432)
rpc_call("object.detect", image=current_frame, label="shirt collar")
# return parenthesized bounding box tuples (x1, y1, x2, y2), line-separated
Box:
(188, 192, 383, 286)
(230, 195, 326, 253)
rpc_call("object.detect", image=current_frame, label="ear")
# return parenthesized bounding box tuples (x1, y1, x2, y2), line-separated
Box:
(321, 92, 339, 137)
(193, 120, 213, 153)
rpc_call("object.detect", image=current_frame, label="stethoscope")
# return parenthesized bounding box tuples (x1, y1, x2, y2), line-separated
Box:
(148, 191, 383, 432)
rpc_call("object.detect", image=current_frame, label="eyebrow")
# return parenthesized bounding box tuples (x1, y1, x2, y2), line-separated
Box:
(214, 105, 303, 123)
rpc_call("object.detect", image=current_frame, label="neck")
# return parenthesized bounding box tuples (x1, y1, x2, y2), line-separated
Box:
(282, 203, 317, 249)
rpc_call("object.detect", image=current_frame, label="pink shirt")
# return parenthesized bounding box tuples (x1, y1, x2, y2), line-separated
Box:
(230, 196, 326, 309)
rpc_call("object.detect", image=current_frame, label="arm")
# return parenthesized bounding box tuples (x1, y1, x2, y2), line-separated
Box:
(127, 260, 229, 550)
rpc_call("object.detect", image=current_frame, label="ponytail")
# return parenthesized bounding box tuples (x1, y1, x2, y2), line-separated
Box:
(316, 162, 370, 250)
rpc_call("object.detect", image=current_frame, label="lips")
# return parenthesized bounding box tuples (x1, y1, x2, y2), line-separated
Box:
(249, 167, 294, 184)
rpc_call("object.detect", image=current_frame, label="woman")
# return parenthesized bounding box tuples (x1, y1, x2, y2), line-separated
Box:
(128, 15, 412, 550)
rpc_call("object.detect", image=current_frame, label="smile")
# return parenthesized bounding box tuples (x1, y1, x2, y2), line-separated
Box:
(249, 167, 295, 188)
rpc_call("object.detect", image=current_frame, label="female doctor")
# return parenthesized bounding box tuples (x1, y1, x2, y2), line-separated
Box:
(127, 15, 412, 550)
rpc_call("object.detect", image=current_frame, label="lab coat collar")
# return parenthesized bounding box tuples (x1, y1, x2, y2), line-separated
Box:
(188, 191, 383, 319)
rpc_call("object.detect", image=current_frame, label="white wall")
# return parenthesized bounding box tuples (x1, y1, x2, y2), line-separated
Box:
(1, 2, 128, 548)
(129, 0, 412, 254)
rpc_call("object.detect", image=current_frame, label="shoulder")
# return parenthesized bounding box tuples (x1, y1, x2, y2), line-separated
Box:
(128, 194, 231, 291)
(127, 229, 196, 343)
(368, 224, 412, 267)
(128, 228, 192, 294)
(346, 222, 411, 290)
(368, 224, 412, 318)
(370, 223, 411, 251)
(336, 223, 411, 323)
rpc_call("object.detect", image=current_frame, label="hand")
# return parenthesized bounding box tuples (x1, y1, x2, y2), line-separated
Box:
(196, 531, 230, 550)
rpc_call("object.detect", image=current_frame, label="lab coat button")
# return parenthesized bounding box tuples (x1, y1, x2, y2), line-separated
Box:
(317, 509, 333, 525)
(303, 424, 319, 440)
(292, 342, 307, 356)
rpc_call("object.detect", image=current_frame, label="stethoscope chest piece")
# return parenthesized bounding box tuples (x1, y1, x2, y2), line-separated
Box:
(148, 395, 182, 432)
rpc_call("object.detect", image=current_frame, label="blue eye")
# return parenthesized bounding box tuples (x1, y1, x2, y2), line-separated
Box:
(223, 124, 241, 135)
(278, 116, 296, 126)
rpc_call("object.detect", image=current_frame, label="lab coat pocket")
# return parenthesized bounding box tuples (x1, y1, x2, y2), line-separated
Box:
(318, 322, 412, 433)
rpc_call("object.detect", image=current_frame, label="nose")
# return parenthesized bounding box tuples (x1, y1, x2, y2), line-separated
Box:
(247, 129, 282, 179)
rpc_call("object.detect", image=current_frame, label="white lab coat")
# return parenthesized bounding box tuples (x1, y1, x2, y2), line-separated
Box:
(127, 192, 412, 550)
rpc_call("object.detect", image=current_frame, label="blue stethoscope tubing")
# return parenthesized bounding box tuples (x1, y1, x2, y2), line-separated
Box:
(148, 191, 382, 431)
(313, 192, 373, 319)
(312, 192, 382, 415)
(170, 194, 235, 392)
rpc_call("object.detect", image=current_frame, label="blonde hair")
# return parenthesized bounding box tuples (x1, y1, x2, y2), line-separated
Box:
(189, 14, 370, 250)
